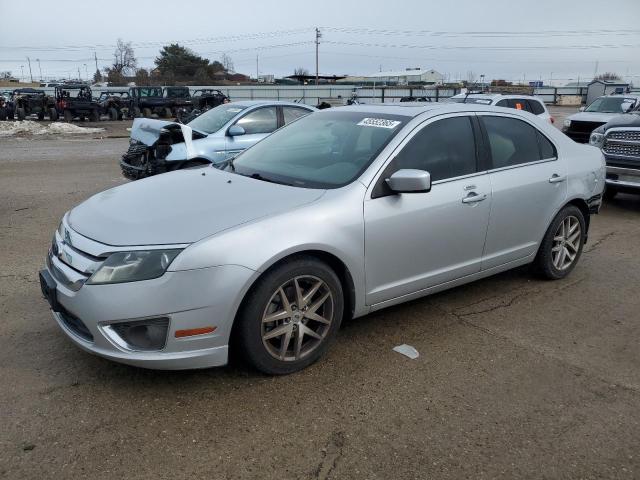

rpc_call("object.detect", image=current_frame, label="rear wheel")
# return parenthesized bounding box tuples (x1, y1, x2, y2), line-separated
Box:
(235, 256, 343, 375)
(63, 110, 73, 122)
(133, 106, 141, 118)
(163, 107, 172, 118)
(37, 111, 45, 121)
(142, 107, 152, 118)
(16, 107, 26, 121)
(49, 108, 58, 121)
(108, 107, 118, 121)
(534, 205, 586, 280)
(0, 107, 6, 121)
(89, 110, 99, 122)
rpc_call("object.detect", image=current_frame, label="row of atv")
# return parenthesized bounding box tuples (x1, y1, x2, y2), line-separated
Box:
(0, 85, 229, 122)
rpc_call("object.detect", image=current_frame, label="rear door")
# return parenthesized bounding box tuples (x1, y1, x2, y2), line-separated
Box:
(479, 113, 567, 269)
(225, 106, 279, 155)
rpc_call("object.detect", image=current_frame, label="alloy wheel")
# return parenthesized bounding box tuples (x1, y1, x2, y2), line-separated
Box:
(261, 275, 334, 362)
(551, 215, 582, 271)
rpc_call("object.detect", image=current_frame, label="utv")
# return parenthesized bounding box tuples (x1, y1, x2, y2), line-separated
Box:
(191, 89, 228, 111)
(129, 86, 167, 118)
(12, 88, 57, 121)
(0, 91, 15, 120)
(55, 85, 100, 122)
(96, 90, 130, 120)
(164, 86, 193, 120)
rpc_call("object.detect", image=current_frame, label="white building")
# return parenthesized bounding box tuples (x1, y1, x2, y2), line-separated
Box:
(339, 68, 444, 86)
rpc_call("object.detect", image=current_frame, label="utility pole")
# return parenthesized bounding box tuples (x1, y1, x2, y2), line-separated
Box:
(26, 57, 33, 82)
(78, 67, 81, 81)
(315, 27, 321, 86)
(94, 52, 99, 75)
(36, 59, 42, 81)
(593, 60, 599, 79)
(256, 54, 259, 81)
(20, 65, 24, 81)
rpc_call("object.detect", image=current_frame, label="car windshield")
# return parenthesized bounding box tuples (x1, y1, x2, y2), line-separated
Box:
(585, 97, 636, 113)
(229, 110, 408, 189)
(136, 88, 162, 97)
(188, 104, 247, 134)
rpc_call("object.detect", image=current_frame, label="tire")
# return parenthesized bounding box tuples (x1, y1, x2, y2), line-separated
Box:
(133, 106, 141, 118)
(534, 205, 586, 280)
(235, 256, 344, 375)
(0, 107, 6, 121)
(109, 107, 118, 121)
(49, 108, 58, 121)
(16, 107, 26, 121)
(603, 188, 617, 201)
(37, 111, 45, 121)
(63, 110, 73, 122)
(163, 107, 172, 118)
(142, 108, 152, 118)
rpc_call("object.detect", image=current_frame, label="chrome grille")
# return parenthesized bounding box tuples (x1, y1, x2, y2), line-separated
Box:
(603, 143, 640, 158)
(607, 130, 640, 142)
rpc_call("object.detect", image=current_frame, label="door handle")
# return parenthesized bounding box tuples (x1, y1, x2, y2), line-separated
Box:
(462, 192, 488, 204)
(549, 174, 566, 184)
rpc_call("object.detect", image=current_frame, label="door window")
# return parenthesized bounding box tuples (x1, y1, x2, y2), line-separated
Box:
(283, 107, 311, 125)
(537, 131, 557, 159)
(236, 107, 278, 134)
(392, 116, 478, 182)
(528, 100, 545, 115)
(482, 116, 542, 168)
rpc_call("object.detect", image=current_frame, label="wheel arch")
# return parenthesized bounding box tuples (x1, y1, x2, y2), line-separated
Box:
(565, 197, 591, 234)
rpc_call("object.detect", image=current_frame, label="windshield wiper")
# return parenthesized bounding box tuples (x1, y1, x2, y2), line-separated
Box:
(248, 172, 293, 186)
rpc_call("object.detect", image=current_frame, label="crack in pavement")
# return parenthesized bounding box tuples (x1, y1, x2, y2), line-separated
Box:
(585, 231, 616, 253)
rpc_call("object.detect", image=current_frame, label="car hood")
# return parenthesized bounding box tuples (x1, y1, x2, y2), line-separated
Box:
(567, 112, 621, 123)
(68, 168, 325, 246)
(601, 113, 640, 131)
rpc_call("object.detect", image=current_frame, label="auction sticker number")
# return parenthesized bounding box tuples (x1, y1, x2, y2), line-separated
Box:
(357, 118, 401, 129)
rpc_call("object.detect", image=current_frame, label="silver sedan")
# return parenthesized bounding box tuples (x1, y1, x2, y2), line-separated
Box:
(40, 103, 605, 374)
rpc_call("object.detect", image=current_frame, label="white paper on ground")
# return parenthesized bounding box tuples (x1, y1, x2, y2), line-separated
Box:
(393, 344, 419, 359)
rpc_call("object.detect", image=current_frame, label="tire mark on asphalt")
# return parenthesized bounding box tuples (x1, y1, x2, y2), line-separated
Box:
(312, 430, 346, 480)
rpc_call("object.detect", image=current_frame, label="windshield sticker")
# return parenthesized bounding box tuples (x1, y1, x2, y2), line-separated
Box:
(357, 118, 402, 129)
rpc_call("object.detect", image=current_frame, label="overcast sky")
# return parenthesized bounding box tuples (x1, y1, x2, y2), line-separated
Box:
(1, 0, 639, 85)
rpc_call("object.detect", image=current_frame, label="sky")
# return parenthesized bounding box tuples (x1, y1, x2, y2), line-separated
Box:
(1, 0, 639, 85)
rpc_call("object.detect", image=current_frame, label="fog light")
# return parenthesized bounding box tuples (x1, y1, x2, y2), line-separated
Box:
(104, 318, 169, 351)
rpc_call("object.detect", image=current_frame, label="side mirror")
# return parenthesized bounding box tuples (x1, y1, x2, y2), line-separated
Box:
(386, 169, 431, 194)
(579, 106, 586, 112)
(227, 125, 246, 137)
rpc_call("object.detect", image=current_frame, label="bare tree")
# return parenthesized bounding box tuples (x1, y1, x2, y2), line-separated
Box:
(595, 72, 622, 82)
(221, 54, 234, 73)
(1, 71, 12, 79)
(466, 71, 477, 84)
(111, 38, 137, 76)
(294, 67, 309, 76)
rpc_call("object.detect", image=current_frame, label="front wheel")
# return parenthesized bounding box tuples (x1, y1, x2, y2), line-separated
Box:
(235, 256, 344, 375)
(63, 110, 73, 122)
(534, 205, 586, 280)
(16, 107, 26, 121)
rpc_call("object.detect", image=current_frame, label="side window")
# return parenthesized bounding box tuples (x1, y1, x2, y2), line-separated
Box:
(482, 116, 541, 168)
(537, 131, 556, 159)
(511, 99, 528, 111)
(236, 107, 278, 134)
(496, 99, 509, 108)
(392, 116, 477, 182)
(283, 107, 311, 125)
(528, 100, 545, 115)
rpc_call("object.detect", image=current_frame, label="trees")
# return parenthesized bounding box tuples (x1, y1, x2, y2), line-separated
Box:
(155, 44, 210, 79)
(294, 67, 309, 76)
(111, 38, 137, 75)
(595, 72, 622, 82)
(93, 69, 103, 84)
(221, 54, 234, 73)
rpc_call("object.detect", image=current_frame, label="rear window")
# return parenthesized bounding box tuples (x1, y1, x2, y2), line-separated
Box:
(528, 99, 545, 115)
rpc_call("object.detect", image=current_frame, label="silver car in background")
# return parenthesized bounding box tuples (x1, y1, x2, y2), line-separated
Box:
(41, 103, 605, 374)
(120, 100, 316, 179)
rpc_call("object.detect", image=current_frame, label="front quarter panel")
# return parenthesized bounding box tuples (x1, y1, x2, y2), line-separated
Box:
(169, 184, 369, 317)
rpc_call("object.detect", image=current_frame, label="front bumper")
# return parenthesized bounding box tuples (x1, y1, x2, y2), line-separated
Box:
(605, 165, 640, 192)
(41, 245, 255, 370)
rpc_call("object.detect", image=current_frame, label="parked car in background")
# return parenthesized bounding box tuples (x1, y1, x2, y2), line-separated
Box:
(191, 89, 229, 111)
(563, 94, 640, 143)
(448, 92, 554, 124)
(96, 90, 130, 120)
(42, 103, 604, 374)
(589, 103, 640, 199)
(54, 84, 100, 122)
(120, 100, 316, 179)
(12, 88, 57, 121)
(0, 90, 14, 120)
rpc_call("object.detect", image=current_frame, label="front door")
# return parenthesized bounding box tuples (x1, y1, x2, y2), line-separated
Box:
(364, 114, 492, 305)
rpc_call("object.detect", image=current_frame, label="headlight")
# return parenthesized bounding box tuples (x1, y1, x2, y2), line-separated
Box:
(563, 119, 571, 129)
(87, 249, 182, 285)
(589, 132, 605, 148)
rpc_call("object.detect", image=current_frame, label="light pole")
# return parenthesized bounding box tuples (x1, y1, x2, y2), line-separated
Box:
(36, 59, 42, 81)
(20, 65, 24, 81)
(84, 64, 88, 82)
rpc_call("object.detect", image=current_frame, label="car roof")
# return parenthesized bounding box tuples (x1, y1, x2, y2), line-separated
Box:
(452, 92, 542, 100)
(231, 100, 316, 109)
(330, 102, 543, 118)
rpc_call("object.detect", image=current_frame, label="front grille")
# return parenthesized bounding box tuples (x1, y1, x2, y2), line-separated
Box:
(607, 130, 640, 142)
(603, 143, 640, 158)
(569, 121, 606, 133)
(59, 306, 94, 342)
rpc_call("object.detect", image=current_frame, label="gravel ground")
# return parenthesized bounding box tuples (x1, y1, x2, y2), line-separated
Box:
(1, 107, 639, 479)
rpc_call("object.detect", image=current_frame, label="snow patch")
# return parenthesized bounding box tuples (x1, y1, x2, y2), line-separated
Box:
(0, 121, 104, 137)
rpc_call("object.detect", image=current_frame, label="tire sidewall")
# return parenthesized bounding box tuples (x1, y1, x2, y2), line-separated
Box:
(538, 205, 586, 280)
(237, 257, 344, 375)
